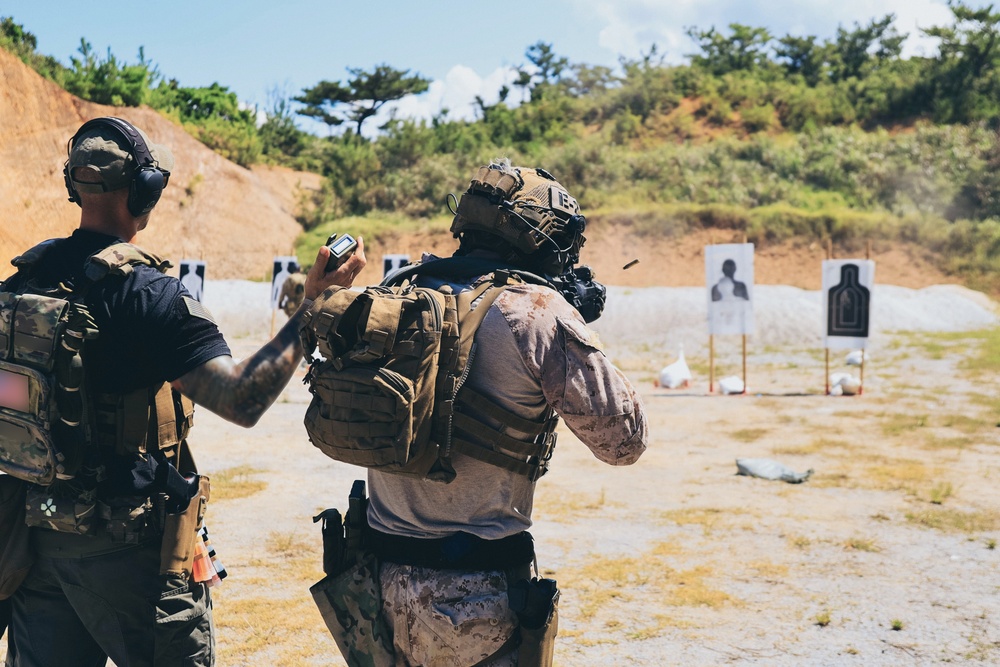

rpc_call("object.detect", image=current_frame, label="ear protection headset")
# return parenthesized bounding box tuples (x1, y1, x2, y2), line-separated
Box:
(63, 117, 170, 217)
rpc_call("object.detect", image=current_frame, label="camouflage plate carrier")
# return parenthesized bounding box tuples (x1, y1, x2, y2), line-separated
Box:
(0, 241, 195, 488)
(299, 262, 559, 484)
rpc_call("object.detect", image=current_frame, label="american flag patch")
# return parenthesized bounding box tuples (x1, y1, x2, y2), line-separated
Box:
(182, 296, 217, 324)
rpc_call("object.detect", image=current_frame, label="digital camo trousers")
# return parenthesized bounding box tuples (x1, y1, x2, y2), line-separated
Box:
(379, 563, 518, 667)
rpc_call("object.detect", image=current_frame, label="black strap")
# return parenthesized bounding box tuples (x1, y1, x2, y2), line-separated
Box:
(368, 529, 535, 571)
(382, 257, 554, 290)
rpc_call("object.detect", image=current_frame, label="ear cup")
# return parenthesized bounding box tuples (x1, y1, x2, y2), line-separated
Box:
(127, 167, 166, 217)
(65, 117, 168, 216)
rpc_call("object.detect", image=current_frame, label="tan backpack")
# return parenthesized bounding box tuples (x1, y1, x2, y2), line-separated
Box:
(300, 267, 559, 483)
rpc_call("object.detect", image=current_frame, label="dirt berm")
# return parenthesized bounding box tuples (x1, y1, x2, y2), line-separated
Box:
(0, 47, 319, 281)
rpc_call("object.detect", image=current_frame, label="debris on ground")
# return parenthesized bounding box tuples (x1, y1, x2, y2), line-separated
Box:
(829, 372, 861, 396)
(657, 349, 692, 389)
(736, 458, 813, 483)
(718, 375, 745, 395)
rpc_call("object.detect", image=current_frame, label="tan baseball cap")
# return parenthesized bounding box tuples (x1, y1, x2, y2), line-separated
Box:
(67, 119, 174, 193)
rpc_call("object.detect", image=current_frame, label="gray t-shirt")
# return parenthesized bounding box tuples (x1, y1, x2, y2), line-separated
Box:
(367, 280, 647, 540)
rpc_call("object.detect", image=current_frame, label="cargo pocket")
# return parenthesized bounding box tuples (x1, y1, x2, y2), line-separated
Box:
(419, 571, 517, 667)
(154, 576, 214, 667)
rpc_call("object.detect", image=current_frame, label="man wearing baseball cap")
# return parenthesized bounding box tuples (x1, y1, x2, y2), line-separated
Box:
(0, 117, 366, 667)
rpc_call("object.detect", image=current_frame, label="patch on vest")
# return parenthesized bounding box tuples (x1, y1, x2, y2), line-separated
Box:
(182, 297, 217, 324)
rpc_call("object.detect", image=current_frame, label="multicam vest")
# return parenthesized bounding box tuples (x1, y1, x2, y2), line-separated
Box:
(0, 240, 195, 486)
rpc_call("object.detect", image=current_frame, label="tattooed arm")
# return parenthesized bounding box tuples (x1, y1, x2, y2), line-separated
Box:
(171, 239, 366, 427)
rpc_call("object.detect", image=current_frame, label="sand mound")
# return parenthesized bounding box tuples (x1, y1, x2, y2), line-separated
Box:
(202, 280, 998, 363)
(591, 283, 997, 361)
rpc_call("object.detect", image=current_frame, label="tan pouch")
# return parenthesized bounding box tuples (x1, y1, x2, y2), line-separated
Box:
(159, 476, 210, 578)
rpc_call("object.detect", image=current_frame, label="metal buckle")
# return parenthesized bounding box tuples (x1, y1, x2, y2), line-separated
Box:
(535, 431, 557, 462)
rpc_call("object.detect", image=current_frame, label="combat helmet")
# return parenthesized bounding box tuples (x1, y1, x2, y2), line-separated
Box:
(450, 161, 587, 276)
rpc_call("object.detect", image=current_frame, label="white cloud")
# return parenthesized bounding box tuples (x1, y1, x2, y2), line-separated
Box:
(371, 64, 519, 135)
(567, 0, 960, 64)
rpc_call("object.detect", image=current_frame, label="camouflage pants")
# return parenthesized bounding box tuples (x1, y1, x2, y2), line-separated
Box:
(379, 563, 518, 667)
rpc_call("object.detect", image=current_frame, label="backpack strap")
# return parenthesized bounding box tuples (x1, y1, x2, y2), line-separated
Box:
(383, 257, 554, 291)
(443, 272, 561, 481)
(10, 239, 60, 272)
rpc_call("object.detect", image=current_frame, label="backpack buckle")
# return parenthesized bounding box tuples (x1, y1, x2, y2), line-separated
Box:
(535, 431, 557, 462)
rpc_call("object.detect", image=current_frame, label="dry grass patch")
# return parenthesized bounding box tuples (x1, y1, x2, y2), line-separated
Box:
(731, 428, 769, 443)
(748, 560, 789, 578)
(266, 530, 316, 557)
(922, 434, 974, 451)
(772, 437, 851, 456)
(661, 507, 731, 534)
(843, 536, 880, 552)
(666, 566, 733, 607)
(879, 413, 929, 437)
(788, 535, 813, 549)
(210, 465, 268, 501)
(212, 587, 334, 667)
(212, 535, 330, 666)
(925, 482, 955, 505)
(939, 413, 992, 434)
(862, 458, 934, 493)
(957, 327, 1000, 375)
(906, 507, 1000, 533)
(534, 487, 611, 522)
(626, 616, 677, 640)
(561, 543, 737, 632)
(650, 541, 684, 557)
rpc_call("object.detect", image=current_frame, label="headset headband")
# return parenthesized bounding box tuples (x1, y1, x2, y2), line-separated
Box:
(67, 116, 157, 169)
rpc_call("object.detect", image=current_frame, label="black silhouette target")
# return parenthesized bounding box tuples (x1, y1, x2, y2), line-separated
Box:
(827, 263, 870, 337)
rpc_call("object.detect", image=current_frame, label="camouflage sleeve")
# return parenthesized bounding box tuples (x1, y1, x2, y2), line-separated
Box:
(497, 286, 647, 466)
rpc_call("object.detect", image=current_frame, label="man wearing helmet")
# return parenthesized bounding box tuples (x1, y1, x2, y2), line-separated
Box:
(358, 160, 648, 666)
(0, 117, 365, 667)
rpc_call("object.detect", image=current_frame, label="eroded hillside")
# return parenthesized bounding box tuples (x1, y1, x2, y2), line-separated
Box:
(0, 48, 318, 280)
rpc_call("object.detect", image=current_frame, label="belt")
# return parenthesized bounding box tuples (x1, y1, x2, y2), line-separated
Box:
(368, 529, 534, 571)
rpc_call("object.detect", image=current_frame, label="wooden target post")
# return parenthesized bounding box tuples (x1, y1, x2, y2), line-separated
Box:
(825, 240, 833, 395)
(742, 334, 747, 394)
(709, 335, 715, 393)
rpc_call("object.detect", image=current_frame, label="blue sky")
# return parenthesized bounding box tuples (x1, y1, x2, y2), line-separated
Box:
(3, 0, 975, 127)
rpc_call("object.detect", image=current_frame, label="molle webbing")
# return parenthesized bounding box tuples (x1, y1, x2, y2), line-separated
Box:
(94, 383, 194, 458)
(440, 278, 558, 481)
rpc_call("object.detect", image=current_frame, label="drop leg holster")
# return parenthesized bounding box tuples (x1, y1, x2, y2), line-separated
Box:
(310, 480, 395, 667)
(157, 475, 210, 579)
(506, 574, 560, 667)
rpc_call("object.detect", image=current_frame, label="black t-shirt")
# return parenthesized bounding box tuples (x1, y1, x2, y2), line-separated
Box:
(4, 229, 231, 495)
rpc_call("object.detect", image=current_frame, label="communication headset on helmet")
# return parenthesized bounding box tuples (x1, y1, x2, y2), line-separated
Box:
(63, 117, 171, 217)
